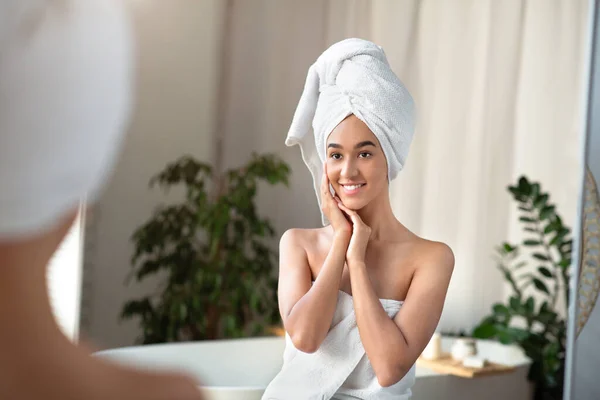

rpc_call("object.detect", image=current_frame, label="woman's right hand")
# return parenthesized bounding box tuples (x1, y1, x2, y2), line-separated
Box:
(321, 163, 352, 237)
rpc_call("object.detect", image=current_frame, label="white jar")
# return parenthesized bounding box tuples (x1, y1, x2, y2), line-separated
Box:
(451, 338, 477, 361)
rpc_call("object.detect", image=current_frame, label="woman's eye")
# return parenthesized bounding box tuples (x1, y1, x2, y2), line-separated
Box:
(359, 152, 372, 158)
(330, 153, 342, 160)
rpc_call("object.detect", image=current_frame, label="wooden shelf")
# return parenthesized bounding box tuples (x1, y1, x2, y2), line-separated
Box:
(416, 352, 516, 378)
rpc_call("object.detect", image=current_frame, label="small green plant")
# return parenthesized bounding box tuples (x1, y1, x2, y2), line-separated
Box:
(121, 153, 290, 343)
(473, 176, 571, 400)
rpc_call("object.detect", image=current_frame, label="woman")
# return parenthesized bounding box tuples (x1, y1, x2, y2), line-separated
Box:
(0, 1, 204, 398)
(262, 39, 454, 399)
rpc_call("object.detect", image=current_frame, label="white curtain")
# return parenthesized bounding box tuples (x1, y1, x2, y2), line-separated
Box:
(218, 0, 588, 332)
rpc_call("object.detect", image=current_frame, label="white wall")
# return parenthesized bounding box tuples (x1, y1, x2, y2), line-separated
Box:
(81, 0, 225, 348)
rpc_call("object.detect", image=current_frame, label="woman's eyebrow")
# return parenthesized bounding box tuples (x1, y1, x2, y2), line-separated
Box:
(327, 140, 377, 149)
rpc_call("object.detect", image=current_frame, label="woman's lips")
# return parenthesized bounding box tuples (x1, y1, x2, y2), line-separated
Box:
(340, 183, 365, 195)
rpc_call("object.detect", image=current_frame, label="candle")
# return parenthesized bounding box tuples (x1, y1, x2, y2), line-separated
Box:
(421, 332, 442, 360)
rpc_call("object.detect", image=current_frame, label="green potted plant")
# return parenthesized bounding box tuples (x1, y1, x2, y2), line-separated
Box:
(120, 153, 291, 343)
(472, 176, 572, 400)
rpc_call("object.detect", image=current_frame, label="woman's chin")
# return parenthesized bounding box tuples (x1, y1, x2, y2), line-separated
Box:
(340, 199, 365, 211)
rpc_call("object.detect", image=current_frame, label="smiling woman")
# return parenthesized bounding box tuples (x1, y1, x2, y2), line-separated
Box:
(261, 38, 454, 400)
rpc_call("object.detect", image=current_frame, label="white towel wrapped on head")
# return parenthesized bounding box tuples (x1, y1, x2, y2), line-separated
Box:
(0, 0, 133, 239)
(285, 38, 416, 226)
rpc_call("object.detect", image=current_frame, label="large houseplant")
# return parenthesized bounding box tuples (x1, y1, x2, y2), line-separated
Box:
(472, 176, 572, 400)
(121, 153, 290, 343)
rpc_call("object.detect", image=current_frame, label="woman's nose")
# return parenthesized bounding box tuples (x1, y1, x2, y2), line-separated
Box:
(340, 159, 359, 179)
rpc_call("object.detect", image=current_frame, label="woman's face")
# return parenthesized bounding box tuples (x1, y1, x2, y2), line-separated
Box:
(326, 115, 388, 210)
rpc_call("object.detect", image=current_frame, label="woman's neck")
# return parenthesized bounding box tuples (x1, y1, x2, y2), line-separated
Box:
(356, 191, 411, 242)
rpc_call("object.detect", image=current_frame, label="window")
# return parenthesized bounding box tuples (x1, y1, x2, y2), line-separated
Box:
(47, 205, 84, 342)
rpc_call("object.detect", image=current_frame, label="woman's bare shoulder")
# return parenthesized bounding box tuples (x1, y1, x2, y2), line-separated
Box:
(279, 226, 331, 249)
(410, 236, 455, 270)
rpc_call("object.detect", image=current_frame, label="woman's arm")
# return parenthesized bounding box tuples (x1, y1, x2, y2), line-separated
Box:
(277, 228, 350, 353)
(348, 243, 454, 387)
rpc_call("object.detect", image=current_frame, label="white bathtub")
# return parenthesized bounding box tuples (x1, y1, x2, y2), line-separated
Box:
(95, 336, 533, 399)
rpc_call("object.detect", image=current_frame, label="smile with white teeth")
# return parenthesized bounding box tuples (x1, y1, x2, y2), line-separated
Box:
(342, 184, 364, 190)
(340, 183, 365, 194)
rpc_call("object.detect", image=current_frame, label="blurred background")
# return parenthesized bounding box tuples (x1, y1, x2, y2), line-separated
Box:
(46, 0, 597, 398)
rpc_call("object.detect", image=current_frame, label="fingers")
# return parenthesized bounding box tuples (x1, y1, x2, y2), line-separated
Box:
(337, 203, 357, 223)
(321, 162, 332, 198)
(337, 202, 355, 216)
(336, 199, 352, 223)
(347, 212, 361, 226)
(321, 163, 326, 192)
(336, 203, 366, 226)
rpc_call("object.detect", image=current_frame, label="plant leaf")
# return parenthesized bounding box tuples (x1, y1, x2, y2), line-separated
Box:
(523, 239, 541, 246)
(532, 278, 550, 295)
(496, 327, 529, 344)
(538, 266, 553, 278)
(533, 253, 550, 261)
(559, 259, 571, 269)
(525, 296, 535, 314)
(530, 183, 540, 198)
(508, 185, 520, 197)
(493, 303, 510, 317)
(517, 177, 531, 195)
(534, 194, 549, 209)
(497, 326, 530, 344)
(509, 296, 521, 312)
(550, 231, 567, 246)
(472, 323, 498, 339)
(503, 242, 516, 253)
(543, 223, 556, 234)
(540, 205, 556, 220)
(512, 261, 528, 270)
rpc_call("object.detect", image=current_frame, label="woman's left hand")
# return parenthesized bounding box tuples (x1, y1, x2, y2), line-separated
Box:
(337, 202, 371, 264)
